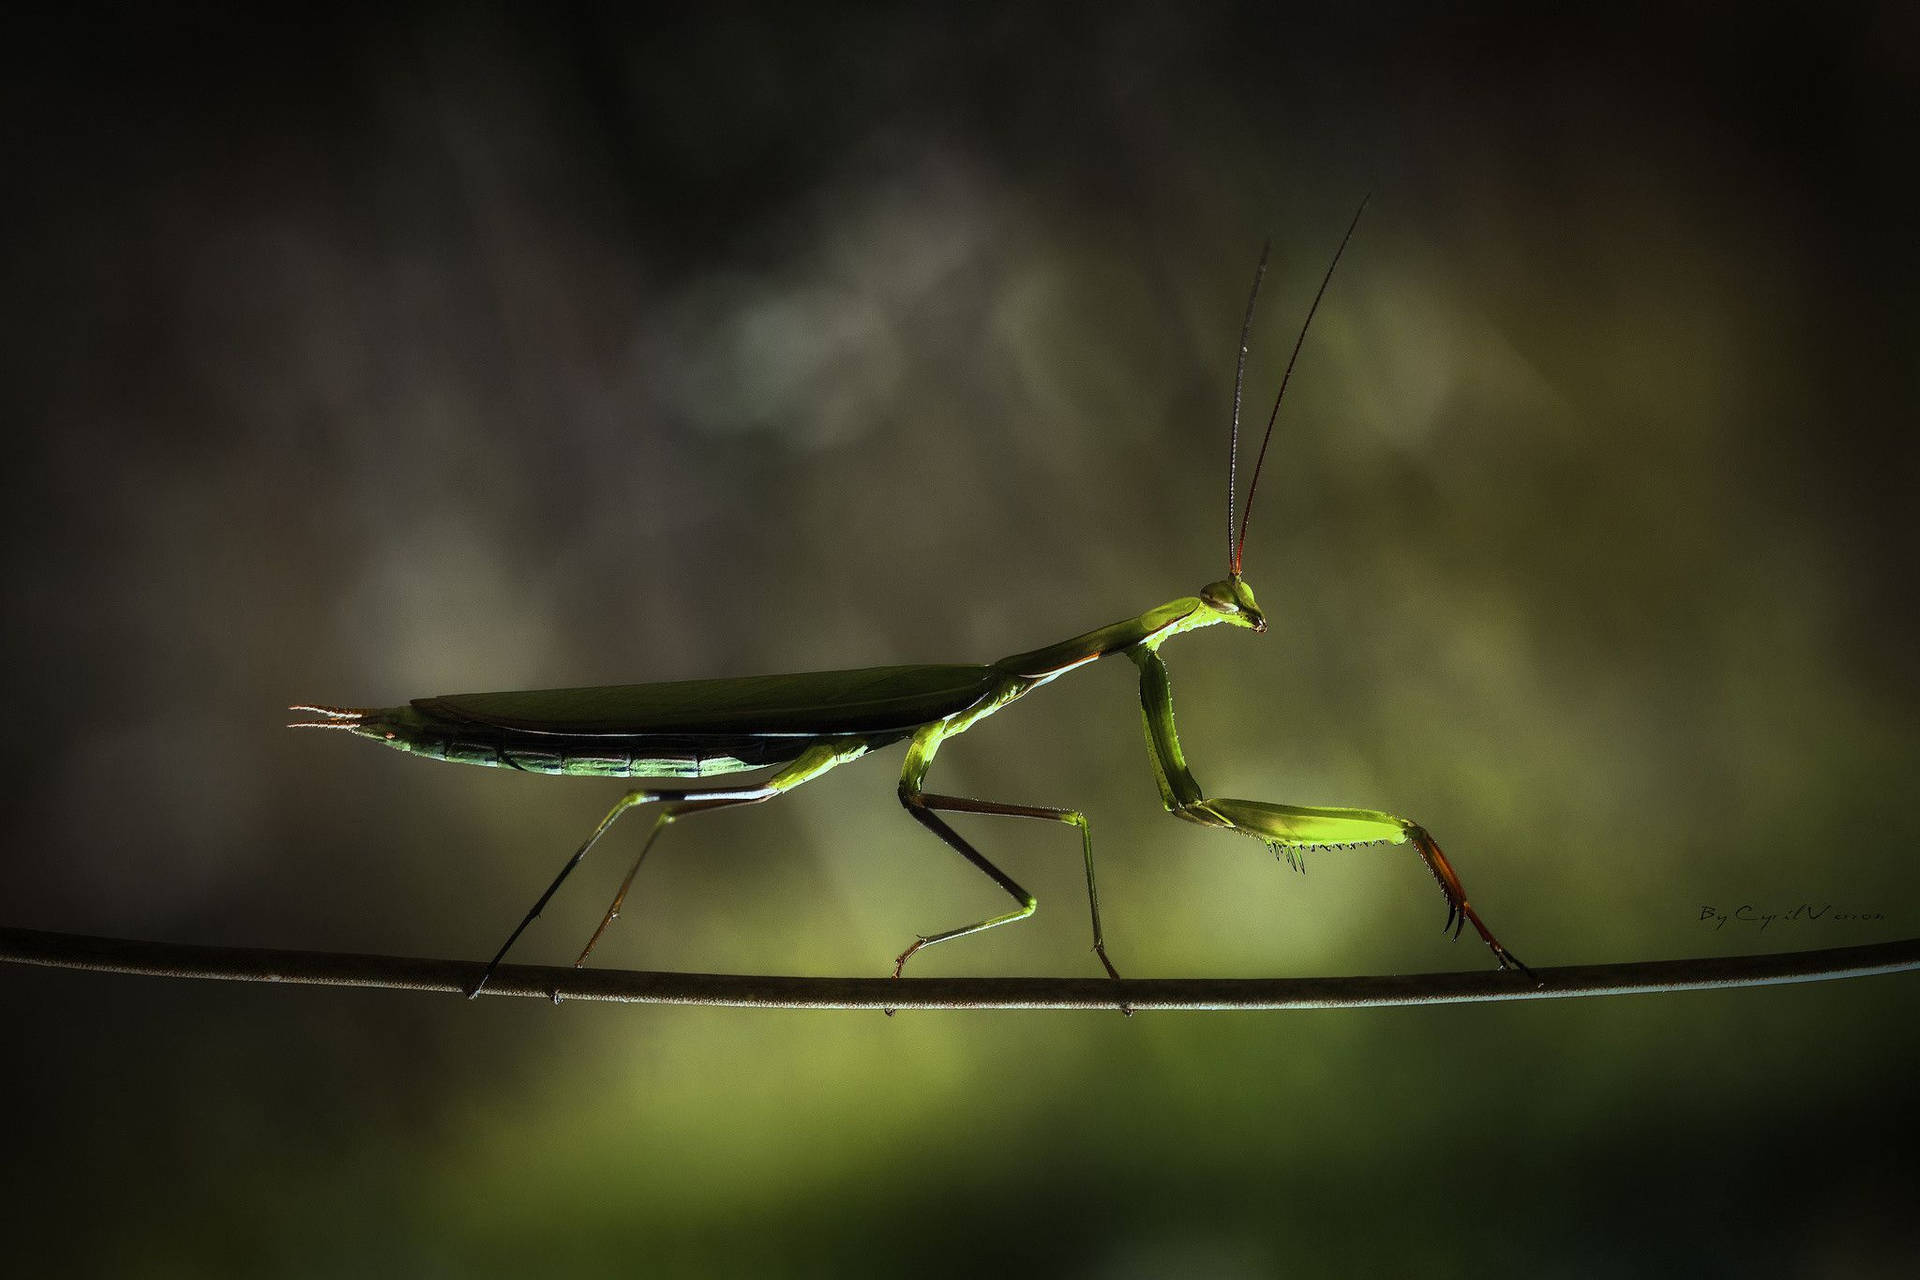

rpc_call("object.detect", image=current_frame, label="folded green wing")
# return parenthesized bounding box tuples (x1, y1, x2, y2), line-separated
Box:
(414, 664, 1003, 738)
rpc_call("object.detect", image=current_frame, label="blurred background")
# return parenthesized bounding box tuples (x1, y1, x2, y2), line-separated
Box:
(3, 3, 1915, 1274)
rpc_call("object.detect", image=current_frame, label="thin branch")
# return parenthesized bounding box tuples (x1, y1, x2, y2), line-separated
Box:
(3, 926, 1916, 1009)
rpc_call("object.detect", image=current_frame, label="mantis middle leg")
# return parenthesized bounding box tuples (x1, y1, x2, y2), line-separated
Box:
(893, 723, 1122, 980)
(1128, 645, 1532, 978)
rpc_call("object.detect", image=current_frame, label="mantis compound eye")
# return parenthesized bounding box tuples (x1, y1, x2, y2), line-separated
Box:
(1199, 579, 1243, 611)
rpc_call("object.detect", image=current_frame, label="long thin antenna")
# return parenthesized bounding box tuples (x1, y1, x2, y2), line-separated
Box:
(1231, 194, 1369, 577)
(1228, 241, 1270, 574)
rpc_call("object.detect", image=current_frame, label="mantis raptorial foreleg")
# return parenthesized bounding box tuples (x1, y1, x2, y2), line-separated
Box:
(471, 741, 856, 995)
(893, 725, 1121, 980)
(1127, 646, 1531, 976)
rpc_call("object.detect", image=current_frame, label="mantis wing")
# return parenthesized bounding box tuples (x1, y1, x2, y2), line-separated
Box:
(414, 663, 1003, 738)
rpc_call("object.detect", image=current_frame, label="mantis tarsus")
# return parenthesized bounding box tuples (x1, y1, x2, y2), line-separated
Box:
(293, 201, 1535, 997)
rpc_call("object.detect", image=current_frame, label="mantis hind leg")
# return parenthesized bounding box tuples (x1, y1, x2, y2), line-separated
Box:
(467, 741, 856, 997)
(893, 727, 1121, 981)
(572, 795, 757, 970)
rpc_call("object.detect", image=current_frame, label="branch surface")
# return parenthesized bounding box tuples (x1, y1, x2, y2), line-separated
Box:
(3, 926, 1916, 1009)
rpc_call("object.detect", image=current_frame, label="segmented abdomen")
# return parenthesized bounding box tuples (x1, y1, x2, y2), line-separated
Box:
(391, 727, 796, 778)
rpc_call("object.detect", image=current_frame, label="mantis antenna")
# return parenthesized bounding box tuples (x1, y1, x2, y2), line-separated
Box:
(1227, 240, 1270, 574)
(1229, 193, 1371, 578)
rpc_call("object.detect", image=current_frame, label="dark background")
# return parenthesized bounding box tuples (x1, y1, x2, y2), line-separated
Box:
(3, 4, 1916, 1274)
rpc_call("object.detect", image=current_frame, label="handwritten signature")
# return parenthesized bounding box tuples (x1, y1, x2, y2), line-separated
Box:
(1698, 904, 1886, 931)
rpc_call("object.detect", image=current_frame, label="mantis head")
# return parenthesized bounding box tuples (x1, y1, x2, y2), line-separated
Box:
(1199, 575, 1266, 633)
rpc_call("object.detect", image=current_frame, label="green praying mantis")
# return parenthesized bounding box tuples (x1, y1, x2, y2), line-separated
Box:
(293, 201, 1534, 997)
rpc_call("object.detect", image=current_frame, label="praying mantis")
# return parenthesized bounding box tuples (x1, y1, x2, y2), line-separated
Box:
(292, 201, 1534, 996)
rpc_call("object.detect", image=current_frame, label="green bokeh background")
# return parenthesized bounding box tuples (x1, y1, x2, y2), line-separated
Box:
(3, 5, 1915, 1274)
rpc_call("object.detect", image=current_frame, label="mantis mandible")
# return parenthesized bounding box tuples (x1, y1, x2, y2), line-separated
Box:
(293, 201, 1534, 997)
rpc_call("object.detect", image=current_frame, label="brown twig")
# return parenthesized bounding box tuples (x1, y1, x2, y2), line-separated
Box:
(2, 926, 1915, 1009)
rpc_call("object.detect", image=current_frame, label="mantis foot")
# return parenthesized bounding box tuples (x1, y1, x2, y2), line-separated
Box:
(883, 937, 931, 1017)
(1410, 825, 1543, 988)
(1092, 945, 1132, 1016)
(892, 936, 929, 980)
